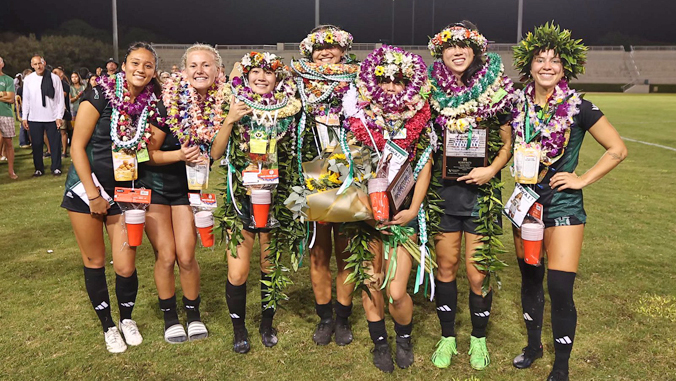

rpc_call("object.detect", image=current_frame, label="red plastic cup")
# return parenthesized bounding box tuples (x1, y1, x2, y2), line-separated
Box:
(124, 210, 145, 247)
(521, 221, 544, 265)
(368, 178, 390, 222)
(251, 189, 272, 228)
(195, 211, 214, 247)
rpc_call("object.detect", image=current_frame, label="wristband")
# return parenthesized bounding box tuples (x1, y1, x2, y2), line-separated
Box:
(88, 194, 102, 201)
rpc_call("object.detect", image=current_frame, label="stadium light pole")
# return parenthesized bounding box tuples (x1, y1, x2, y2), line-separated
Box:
(315, 0, 320, 27)
(517, 0, 523, 42)
(112, 0, 119, 62)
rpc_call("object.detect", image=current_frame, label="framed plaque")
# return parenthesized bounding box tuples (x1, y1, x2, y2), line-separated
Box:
(442, 128, 488, 180)
(386, 163, 415, 214)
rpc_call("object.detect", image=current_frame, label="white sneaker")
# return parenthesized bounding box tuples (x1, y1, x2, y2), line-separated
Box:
(119, 319, 143, 346)
(104, 327, 128, 353)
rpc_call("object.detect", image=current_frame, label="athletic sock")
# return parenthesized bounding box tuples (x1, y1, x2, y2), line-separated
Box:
(83, 266, 115, 332)
(226, 279, 247, 329)
(334, 301, 352, 325)
(434, 278, 458, 337)
(159, 295, 180, 329)
(393, 319, 413, 341)
(469, 289, 493, 338)
(183, 295, 201, 324)
(315, 301, 333, 321)
(368, 319, 388, 345)
(260, 272, 275, 329)
(548, 269, 577, 373)
(115, 269, 138, 321)
(518, 258, 545, 349)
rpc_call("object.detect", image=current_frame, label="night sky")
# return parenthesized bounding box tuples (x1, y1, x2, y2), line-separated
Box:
(4, 0, 676, 46)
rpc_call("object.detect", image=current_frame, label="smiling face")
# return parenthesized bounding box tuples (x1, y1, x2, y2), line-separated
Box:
(378, 79, 406, 95)
(312, 45, 344, 64)
(441, 45, 475, 78)
(31, 56, 46, 76)
(184, 50, 219, 94)
(530, 49, 565, 91)
(247, 68, 276, 95)
(106, 61, 118, 73)
(121, 48, 156, 92)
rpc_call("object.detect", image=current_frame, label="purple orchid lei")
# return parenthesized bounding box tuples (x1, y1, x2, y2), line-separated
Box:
(98, 72, 155, 116)
(356, 45, 430, 121)
(511, 79, 582, 164)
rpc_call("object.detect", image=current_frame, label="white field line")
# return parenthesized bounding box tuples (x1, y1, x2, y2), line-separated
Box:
(621, 137, 676, 152)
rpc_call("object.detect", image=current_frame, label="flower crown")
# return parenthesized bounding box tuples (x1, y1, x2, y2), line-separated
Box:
(373, 47, 418, 82)
(428, 26, 488, 58)
(240, 51, 285, 76)
(513, 22, 588, 81)
(299, 28, 353, 59)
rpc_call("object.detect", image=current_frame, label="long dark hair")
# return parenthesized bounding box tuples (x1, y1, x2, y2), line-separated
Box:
(123, 42, 162, 97)
(443, 20, 486, 86)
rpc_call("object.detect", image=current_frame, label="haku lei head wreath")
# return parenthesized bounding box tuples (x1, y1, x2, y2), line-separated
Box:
(513, 22, 588, 81)
(299, 26, 353, 59)
(428, 24, 488, 58)
(240, 51, 286, 78)
(372, 45, 419, 83)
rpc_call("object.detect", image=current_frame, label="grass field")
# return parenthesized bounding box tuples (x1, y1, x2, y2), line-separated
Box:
(0, 94, 675, 381)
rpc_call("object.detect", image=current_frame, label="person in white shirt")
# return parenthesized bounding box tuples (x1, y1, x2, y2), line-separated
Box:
(21, 55, 65, 177)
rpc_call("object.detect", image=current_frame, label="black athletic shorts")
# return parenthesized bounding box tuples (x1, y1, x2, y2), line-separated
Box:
(61, 190, 123, 216)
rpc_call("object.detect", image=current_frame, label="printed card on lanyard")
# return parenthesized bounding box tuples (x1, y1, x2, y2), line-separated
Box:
(503, 183, 540, 228)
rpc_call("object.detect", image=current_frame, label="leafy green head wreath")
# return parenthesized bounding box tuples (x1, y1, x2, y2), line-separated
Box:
(513, 22, 588, 81)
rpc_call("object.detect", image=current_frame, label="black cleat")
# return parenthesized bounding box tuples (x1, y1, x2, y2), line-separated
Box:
(233, 327, 250, 354)
(259, 325, 278, 348)
(372, 342, 394, 373)
(395, 336, 414, 369)
(546, 369, 569, 381)
(513, 345, 543, 369)
(334, 321, 353, 346)
(312, 318, 334, 346)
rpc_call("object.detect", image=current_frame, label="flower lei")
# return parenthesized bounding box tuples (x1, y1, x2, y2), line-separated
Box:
(291, 59, 358, 120)
(240, 51, 285, 76)
(428, 26, 488, 58)
(429, 53, 515, 134)
(356, 45, 431, 121)
(98, 72, 157, 153)
(299, 29, 353, 59)
(511, 79, 582, 165)
(162, 73, 228, 154)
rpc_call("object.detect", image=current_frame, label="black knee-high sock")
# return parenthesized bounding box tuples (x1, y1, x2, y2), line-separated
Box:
(83, 266, 115, 332)
(315, 301, 333, 321)
(226, 279, 247, 329)
(260, 272, 275, 329)
(183, 295, 201, 324)
(159, 295, 180, 329)
(368, 319, 388, 345)
(393, 319, 413, 341)
(469, 289, 493, 338)
(334, 301, 352, 325)
(518, 258, 545, 349)
(115, 270, 138, 321)
(548, 269, 577, 374)
(434, 278, 457, 337)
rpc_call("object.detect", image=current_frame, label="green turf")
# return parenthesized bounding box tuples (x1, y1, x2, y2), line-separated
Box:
(1, 94, 675, 380)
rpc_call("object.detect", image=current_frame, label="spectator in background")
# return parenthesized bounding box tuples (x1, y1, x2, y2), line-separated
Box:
(0, 56, 18, 179)
(13, 74, 21, 121)
(78, 67, 90, 83)
(106, 58, 119, 77)
(171, 65, 179, 73)
(70, 72, 86, 127)
(86, 74, 98, 93)
(53, 67, 72, 158)
(159, 71, 171, 83)
(95, 67, 103, 76)
(16, 68, 33, 148)
(22, 55, 65, 177)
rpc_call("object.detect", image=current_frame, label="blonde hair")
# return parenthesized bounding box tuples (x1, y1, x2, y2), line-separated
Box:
(181, 43, 223, 70)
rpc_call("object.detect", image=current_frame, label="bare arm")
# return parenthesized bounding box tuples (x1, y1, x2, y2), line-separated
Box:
(386, 158, 432, 226)
(0, 91, 14, 104)
(147, 124, 201, 165)
(549, 116, 628, 191)
(210, 96, 252, 160)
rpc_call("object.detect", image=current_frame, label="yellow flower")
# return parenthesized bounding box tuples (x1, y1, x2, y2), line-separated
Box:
(374, 66, 385, 76)
(305, 178, 315, 191)
(328, 173, 340, 184)
(330, 153, 346, 160)
(441, 30, 452, 42)
(325, 33, 334, 44)
(311, 35, 316, 43)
